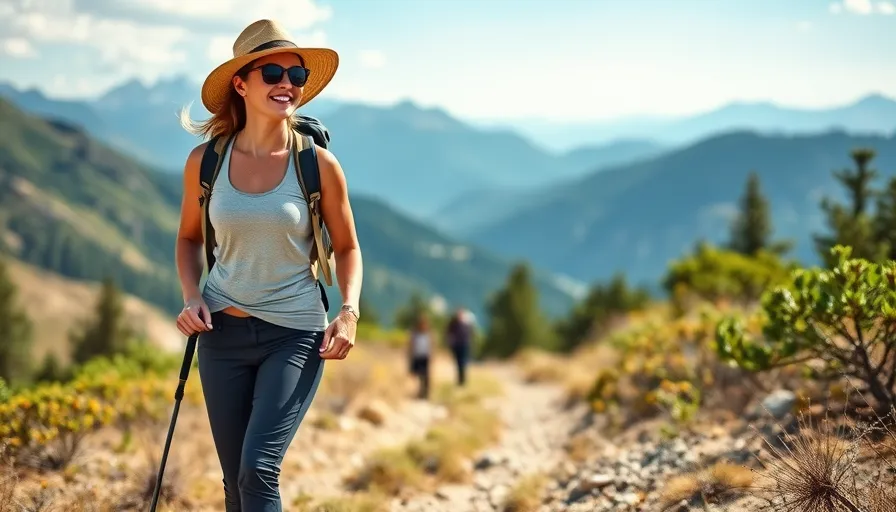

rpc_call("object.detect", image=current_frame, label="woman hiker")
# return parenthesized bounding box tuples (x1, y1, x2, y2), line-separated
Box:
(407, 313, 434, 399)
(173, 19, 363, 511)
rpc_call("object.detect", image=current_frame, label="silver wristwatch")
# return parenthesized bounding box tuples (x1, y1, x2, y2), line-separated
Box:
(340, 304, 360, 321)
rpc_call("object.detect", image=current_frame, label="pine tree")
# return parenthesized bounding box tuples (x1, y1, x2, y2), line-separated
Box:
(841, 149, 878, 217)
(873, 176, 896, 260)
(70, 276, 132, 364)
(481, 263, 552, 359)
(728, 171, 792, 257)
(0, 258, 34, 385)
(813, 148, 887, 265)
(555, 273, 650, 352)
(728, 171, 770, 255)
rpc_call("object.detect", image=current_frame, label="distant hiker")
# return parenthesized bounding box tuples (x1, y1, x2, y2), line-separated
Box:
(445, 307, 474, 386)
(407, 313, 433, 399)
(173, 19, 364, 511)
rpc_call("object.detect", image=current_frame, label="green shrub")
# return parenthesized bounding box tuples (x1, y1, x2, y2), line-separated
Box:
(664, 242, 796, 309)
(716, 245, 896, 410)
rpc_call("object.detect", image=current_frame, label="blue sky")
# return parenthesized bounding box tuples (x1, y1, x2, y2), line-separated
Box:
(1, 0, 894, 121)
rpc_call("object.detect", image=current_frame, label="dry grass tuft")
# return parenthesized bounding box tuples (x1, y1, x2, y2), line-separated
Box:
(515, 349, 568, 384)
(754, 427, 861, 510)
(660, 472, 702, 507)
(119, 455, 192, 511)
(345, 373, 503, 497)
(514, 344, 620, 407)
(659, 461, 753, 509)
(310, 410, 341, 431)
(866, 479, 896, 512)
(405, 401, 501, 484)
(0, 466, 18, 512)
(747, 405, 896, 512)
(707, 461, 754, 491)
(345, 446, 425, 496)
(299, 491, 390, 512)
(502, 472, 548, 512)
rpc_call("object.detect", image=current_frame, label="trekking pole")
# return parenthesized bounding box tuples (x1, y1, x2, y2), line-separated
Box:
(149, 331, 199, 512)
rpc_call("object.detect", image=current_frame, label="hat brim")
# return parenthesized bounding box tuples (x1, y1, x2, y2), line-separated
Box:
(200, 47, 339, 114)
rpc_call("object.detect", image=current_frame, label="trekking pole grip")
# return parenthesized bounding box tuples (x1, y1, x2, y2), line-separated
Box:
(174, 334, 199, 400)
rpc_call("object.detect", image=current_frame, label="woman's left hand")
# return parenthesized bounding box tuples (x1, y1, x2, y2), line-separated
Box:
(320, 309, 357, 359)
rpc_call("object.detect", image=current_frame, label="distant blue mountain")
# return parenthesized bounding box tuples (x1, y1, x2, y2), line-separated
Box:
(0, 77, 662, 219)
(478, 93, 896, 152)
(0, 96, 581, 325)
(466, 128, 896, 287)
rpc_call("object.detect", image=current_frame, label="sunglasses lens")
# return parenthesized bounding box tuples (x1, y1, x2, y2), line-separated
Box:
(260, 64, 285, 85)
(287, 67, 309, 87)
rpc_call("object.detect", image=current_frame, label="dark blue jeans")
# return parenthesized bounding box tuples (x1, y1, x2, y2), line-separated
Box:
(452, 343, 470, 386)
(198, 312, 325, 512)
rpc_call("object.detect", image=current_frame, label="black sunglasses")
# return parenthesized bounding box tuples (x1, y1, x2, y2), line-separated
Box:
(250, 63, 310, 87)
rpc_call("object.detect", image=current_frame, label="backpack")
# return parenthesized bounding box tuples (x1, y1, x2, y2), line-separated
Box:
(197, 114, 335, 311)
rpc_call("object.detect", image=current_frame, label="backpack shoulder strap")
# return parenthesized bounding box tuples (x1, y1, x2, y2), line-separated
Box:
(198, 135, 232, 273)
(292, 132, 335, 285)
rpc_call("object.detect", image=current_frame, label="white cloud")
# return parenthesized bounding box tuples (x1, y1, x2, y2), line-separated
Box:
(129, 0, 332, 31)
(1, 38, 37, 58)
(293, 29, 328, 47)
(845, 0, 874, 14)
(829, 0, 894, 14)
(359, 50, 386, 69)
(0, 0, 334, 95)
(207, 36, 234, 63)
(1, 0, 190, 71)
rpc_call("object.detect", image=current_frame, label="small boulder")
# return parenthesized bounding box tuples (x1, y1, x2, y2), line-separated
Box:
(760, 389, 796, 419)
(357, 399, 390, 426)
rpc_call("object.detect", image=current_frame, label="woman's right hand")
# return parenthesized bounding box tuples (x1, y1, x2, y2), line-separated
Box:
(177, 296, 213, 336)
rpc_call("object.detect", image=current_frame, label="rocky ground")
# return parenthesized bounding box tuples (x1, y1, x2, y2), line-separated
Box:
(542, 421, 761, 511)
(386, 382, 895, 512)
(392, 363, 590, 512)
(7, 355, 895, 512)
(520, 389, 892, 512)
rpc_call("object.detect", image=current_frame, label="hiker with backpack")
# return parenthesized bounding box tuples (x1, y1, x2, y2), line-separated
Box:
(407, 313, 433, 399)
(173, 19, 363, 511)
(445, 307, 475, 386)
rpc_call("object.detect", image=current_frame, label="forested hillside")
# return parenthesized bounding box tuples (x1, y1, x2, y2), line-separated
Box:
(0, 81, 661, 219)
(0, 98, 577, 323)
(469, 129, 896, 284)
(0, 97, 184, 313)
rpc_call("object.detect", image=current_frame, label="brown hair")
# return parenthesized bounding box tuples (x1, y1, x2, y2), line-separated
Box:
(415, 313, 429, 332)
(179, 60, 299, 141)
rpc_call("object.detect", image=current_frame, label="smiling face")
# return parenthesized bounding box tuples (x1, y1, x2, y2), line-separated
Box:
(232, 52, 307, 122)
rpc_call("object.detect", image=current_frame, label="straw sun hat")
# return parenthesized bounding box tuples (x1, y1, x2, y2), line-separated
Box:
(200, 19, 339, 114)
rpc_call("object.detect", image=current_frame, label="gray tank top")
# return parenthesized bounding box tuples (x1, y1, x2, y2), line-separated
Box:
(201, 136, 328, 331)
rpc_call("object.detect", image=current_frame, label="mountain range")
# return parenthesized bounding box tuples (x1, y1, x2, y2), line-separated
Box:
(4, 76, 895, 315)
(477, 93, 896, 153)
(465, 129, 896, 285)
(0, 97, 579, 325)
(0, 78, 663, 220)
